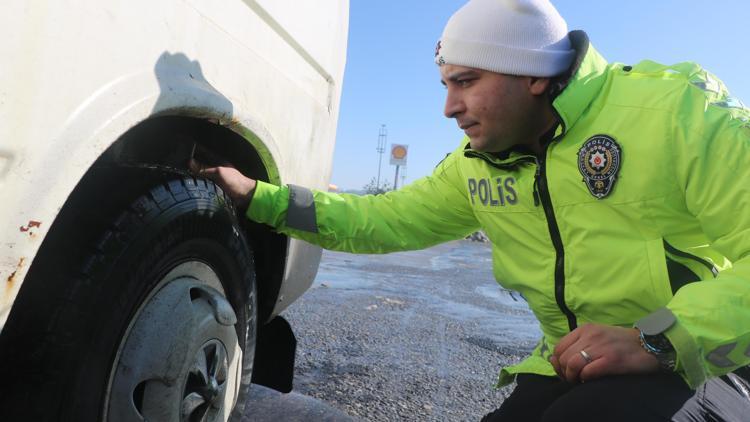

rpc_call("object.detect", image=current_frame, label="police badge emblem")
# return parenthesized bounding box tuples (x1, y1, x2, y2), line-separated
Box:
(577, 134, 622, 199)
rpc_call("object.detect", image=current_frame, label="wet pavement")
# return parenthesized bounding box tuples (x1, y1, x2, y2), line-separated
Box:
(271, 240, 540, 421)
(242, 384, 355, 421)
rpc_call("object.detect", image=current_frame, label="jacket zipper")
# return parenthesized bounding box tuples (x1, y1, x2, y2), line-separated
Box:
(663, 240, 719, 277)
(535, 154, 577, 331)
(465, 116, 577, 331)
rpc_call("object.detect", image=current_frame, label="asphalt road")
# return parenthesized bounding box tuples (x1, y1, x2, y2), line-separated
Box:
(275, 240, 540, 421)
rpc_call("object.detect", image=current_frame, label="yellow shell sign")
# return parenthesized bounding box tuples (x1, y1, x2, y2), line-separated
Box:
(390, 144, 408, 165)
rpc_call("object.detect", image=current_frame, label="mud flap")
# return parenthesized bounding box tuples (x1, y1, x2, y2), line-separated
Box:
(251, 316, 297, 393)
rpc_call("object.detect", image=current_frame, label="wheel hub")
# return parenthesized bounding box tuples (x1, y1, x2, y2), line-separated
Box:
(183, 339, 229, 418)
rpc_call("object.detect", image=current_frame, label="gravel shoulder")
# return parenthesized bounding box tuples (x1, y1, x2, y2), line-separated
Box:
(281, 240, 541, 421)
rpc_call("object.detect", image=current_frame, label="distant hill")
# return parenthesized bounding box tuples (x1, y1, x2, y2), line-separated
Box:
(340, 189, 367, 195)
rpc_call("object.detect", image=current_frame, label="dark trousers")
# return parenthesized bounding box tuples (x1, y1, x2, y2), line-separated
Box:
(481, 372, 750, 422)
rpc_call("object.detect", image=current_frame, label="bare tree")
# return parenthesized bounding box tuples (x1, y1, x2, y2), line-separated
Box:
(363, 177, 392, 195)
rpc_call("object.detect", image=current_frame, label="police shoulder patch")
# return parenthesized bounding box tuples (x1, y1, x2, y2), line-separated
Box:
(577, 134, 622, 199)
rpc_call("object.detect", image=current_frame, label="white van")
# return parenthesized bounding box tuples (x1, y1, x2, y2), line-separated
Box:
(0, 1, 348, 420)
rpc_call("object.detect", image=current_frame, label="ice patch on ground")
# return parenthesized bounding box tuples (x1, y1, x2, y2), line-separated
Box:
(474, 284, 529, 309)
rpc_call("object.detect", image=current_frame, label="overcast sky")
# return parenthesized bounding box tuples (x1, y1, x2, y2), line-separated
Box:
(331, 0, 750, 190)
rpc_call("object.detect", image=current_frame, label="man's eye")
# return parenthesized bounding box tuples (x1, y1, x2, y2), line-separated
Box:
(457, 79, 472, 87)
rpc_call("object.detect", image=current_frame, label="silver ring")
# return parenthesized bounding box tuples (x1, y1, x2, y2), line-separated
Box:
(580, 349, 593, 364)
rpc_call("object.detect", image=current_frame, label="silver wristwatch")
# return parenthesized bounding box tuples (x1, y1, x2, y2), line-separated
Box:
(635, 307, 677, 372)
(638, 330, 677, 371)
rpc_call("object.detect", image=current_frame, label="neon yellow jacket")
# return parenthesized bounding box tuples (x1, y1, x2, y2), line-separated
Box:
(247, 36, 750, 389)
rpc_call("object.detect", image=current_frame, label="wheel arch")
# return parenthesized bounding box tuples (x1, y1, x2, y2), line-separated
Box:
(104, 114, 289, 323)
(6, 114, 289, 339)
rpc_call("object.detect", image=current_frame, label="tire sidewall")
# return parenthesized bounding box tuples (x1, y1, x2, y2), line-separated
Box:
(64, 179, 256, 421)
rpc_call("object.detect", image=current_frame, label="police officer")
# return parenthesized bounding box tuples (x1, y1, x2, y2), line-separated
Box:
(192, 0, 750, 420)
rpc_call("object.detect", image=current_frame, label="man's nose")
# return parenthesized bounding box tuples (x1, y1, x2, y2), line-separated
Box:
(443, 89, 464, 118)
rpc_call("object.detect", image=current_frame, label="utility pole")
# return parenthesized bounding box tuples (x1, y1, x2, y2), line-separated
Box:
(376, 124, 387, 190)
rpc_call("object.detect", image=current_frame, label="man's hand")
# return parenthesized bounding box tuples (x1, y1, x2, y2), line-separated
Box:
(189, 159, 257, 209)
(549, 323, 659, 384)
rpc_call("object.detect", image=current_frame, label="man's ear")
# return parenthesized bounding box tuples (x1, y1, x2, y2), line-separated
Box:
(527, 77, 551, 96)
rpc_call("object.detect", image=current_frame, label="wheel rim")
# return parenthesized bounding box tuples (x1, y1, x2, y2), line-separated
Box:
(181, 339, 229, 420)
(104, 261, 243, 422)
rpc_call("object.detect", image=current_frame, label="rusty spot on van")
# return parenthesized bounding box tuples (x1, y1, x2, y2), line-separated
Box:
(6, 257, 25, 285)
(19, 220, 42, 233)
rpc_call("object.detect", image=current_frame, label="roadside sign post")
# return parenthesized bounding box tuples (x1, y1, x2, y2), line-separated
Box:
(390, 144, 408, 190)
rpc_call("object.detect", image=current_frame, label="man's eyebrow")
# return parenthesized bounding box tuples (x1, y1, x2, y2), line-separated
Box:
(440, 70, 479, 86)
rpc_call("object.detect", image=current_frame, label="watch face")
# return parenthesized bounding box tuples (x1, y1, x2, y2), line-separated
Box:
(641, 332, 676, 371)
(644, 333, 674, 353)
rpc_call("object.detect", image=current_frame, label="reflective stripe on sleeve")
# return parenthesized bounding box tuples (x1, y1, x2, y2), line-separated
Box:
(286, 184, 319, 233)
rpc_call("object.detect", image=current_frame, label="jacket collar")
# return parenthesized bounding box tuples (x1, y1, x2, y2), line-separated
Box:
(551, 31, 610, 136)
(463, 31, 611, 168)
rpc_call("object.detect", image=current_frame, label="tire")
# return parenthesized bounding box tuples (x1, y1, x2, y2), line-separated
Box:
(2, 175, 256, 421)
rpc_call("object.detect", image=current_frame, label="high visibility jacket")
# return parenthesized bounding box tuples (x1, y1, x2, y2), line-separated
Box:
(247, 34, 750, 389)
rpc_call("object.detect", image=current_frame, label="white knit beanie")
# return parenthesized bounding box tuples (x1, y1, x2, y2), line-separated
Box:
(435, 0, 575, 77)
